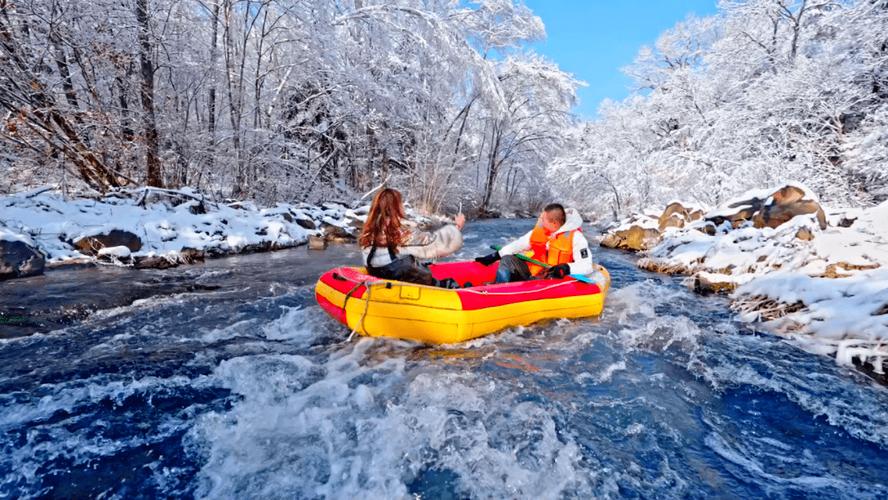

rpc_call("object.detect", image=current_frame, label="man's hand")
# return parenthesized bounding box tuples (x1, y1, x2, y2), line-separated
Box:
(543, 263, 570, 279)
(474, 251, 500, 266)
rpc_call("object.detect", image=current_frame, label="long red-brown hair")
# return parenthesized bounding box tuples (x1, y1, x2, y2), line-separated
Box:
(359, 188, 408, 248)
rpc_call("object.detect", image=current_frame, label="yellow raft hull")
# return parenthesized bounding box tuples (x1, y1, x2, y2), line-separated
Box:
(315, 261, 610, 344)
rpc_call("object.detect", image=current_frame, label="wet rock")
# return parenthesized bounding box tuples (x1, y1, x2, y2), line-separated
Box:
(74, 230, 142, 255)
(0, 240, 45, 280)
(240, 241, 278, 254)
(600, 224, 661, 252)
(636, 257, 691, 275)
(693, 273, 736, 294)
(134, 255, 177, 270)
(308, 235, 327, 250)
(179, 248, 205, 264)
(133, 248, 203, 270)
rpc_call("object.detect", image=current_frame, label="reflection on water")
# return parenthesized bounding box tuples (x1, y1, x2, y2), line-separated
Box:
(1, 219, 887, 498)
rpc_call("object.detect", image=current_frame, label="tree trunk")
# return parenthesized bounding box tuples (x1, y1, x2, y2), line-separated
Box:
(253, 6, 268, 129)
(135, 0, 162, 187)
(223, 0, 245, 196)
(49, 30, 80, 115)
(115, 66, 134, 141)
(480, 123, 502, 211)
(207, 1, 220, 171)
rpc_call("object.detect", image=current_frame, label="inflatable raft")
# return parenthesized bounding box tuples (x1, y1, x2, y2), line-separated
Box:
(315, 260, 610, 344)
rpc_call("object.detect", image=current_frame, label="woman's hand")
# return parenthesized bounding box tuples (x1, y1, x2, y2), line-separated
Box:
(454, 213, 466, 230)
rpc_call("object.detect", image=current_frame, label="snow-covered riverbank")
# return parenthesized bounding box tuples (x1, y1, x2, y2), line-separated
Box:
(602, 184, 888, 376)
(0, 187, 390, 281)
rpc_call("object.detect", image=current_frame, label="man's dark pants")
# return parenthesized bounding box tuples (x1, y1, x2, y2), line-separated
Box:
(495, 255, 533, 283)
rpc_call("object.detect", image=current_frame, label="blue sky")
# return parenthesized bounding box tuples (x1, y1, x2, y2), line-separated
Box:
(522, 0, 720, 119)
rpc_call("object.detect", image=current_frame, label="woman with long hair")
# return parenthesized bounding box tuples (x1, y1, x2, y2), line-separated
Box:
(359, 188, 465, 287)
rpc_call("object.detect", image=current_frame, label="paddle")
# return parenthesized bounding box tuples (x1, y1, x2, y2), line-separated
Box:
(489, 245, 597, 284)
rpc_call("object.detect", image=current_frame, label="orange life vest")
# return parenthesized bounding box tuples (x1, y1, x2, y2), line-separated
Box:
(526, 225, 576, 276)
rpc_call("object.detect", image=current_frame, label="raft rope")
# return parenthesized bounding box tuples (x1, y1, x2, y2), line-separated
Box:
(341, 279, 368, 341)
(340, 278, 381, 341)
(342, 280, 366, 310)
(353, 282, 376, 339)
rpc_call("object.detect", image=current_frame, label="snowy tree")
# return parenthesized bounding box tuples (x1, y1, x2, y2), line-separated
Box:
(0, 0, 571, 213)
(554, 0, 888, 214)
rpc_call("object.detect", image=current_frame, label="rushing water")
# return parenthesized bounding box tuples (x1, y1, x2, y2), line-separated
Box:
(1, 219, 887, 498)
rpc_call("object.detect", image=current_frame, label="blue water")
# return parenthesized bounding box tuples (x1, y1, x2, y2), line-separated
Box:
(1, 219, 887, 498)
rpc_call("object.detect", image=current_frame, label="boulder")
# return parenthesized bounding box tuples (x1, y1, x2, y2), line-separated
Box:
(658, 202, 690, 231)
(134, 255, 177, 270)
(97, 245, 133, 264)
(659, 213, 686, 231)
(692, 273, 736, 294)
(0, 240, 45, 280)
(600, 224, 661, 251)
(698, 221, 718, 236)
(837, 216, 857, 228)
(308, 235, 327, 250)
(795, 227, 814, 241)
(179, 247, 206, 264)
(294, 217, 317, 230)
(74, 230, 142, 255)
(752, 186, 827, 230)
(705, 185, 828, 231)
(323, 223, 355, 243)
(706, 198, 763, 229)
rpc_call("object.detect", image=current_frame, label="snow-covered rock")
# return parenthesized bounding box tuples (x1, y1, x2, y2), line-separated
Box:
(0, 187, 450, 279)
(600, 214, 661, 251)
(74, 230, 142, 255)
(703, 184, 826, 232)
(0, 188, 324, 273)
(97, 245, 132, 259)
(629, 187, 888, 374)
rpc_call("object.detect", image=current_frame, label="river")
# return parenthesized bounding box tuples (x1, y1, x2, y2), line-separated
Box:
(1, 219, 886, 498)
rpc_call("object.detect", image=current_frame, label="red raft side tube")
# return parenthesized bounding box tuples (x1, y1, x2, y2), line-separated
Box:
(315, 260, 611, 344)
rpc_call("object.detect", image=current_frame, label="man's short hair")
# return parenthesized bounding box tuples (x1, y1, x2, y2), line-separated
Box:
(544, 203, 565, 225)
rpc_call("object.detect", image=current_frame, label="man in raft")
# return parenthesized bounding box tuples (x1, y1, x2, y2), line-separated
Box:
(474, 203, 593, 283)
